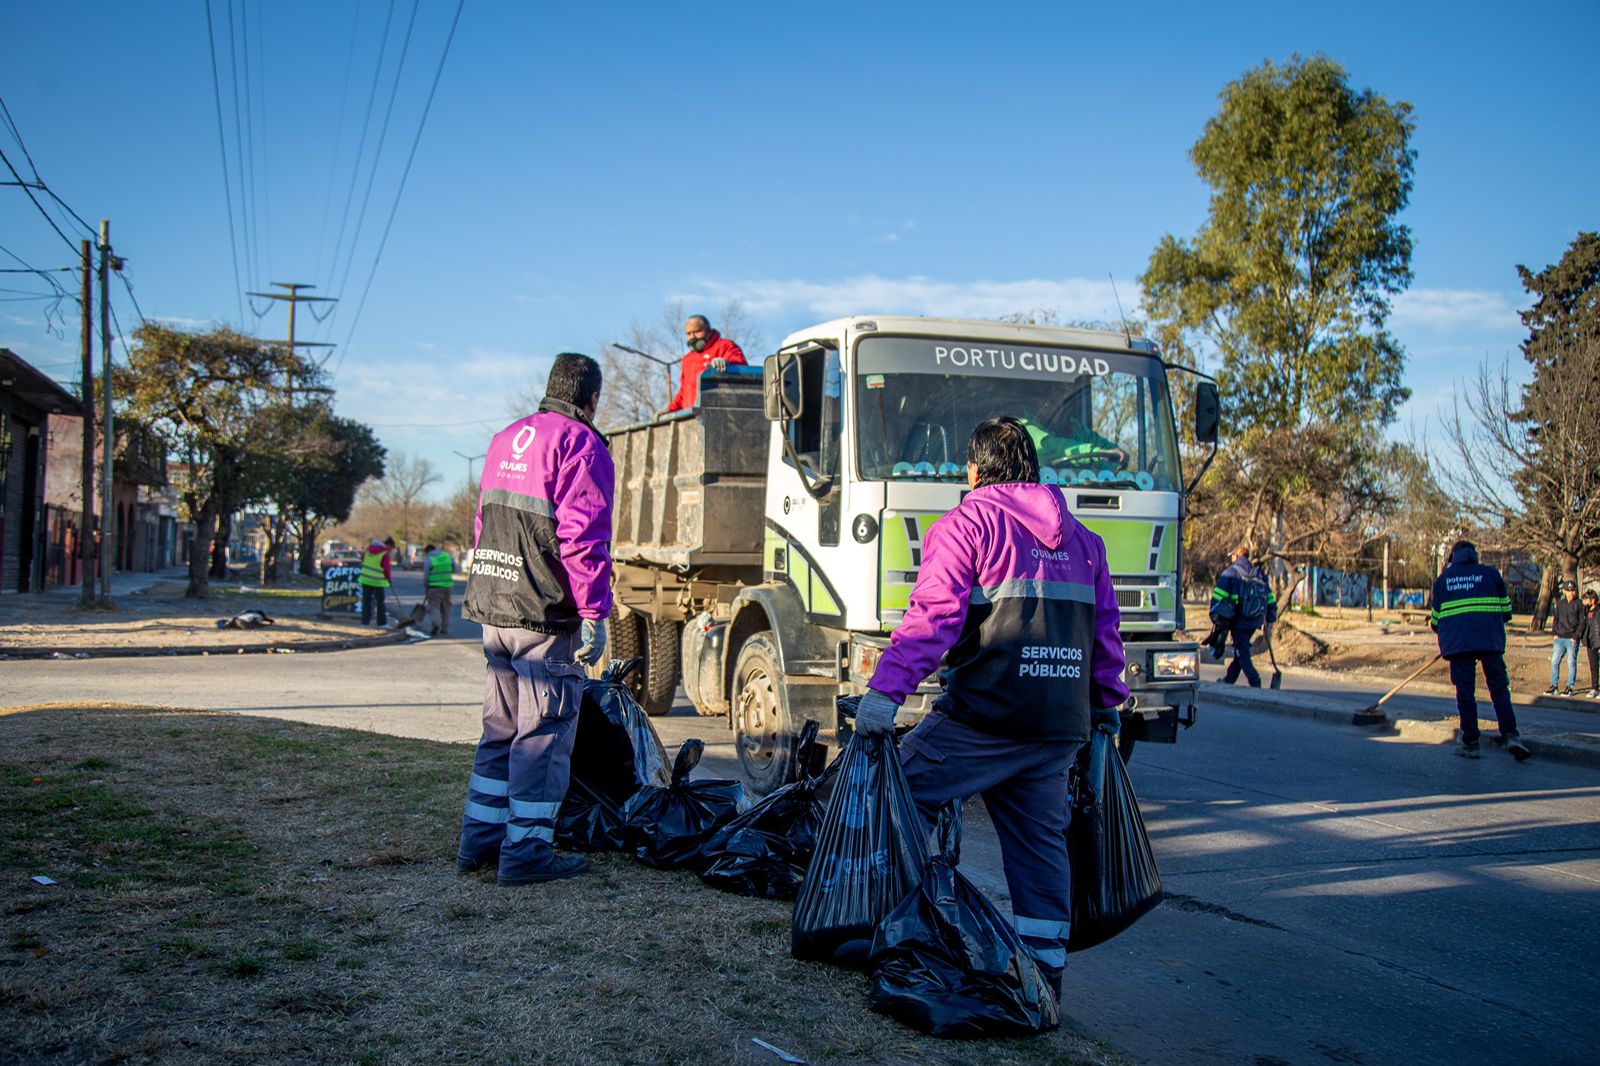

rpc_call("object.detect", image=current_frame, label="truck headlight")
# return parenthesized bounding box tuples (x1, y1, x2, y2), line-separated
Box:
(1152, 651, 1197, 679)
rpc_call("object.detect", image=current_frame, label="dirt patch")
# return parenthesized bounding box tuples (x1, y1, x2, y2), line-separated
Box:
(0, 579, 400, 655)
(0, 704, 1123, 1065)
(1264, 622, 1327, 667)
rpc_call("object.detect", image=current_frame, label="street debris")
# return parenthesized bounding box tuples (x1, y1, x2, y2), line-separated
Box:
(30, 875, 58, 886)
(216, 610, 275, 629)
(751, 1037, 806, 1064)
(620, 738, 746, 869)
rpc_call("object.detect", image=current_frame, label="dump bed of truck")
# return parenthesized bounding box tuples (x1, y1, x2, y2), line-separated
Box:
(606, 369, 768, 568)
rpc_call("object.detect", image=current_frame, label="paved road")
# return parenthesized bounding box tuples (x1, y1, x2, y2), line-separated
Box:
(4, 630, 1597, 1065)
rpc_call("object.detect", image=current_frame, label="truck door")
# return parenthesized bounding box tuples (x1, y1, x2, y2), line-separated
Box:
(767, 345, 848, 622)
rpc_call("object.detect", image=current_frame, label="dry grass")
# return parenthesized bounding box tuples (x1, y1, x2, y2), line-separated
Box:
(1, 704, 1123, 1065)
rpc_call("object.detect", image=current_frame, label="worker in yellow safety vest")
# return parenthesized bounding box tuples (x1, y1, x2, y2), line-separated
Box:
(424, 544, 455, 636)
(359, 536, 395, 626)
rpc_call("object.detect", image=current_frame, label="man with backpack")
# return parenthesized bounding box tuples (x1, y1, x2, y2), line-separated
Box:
(1210, 544, 1277, 687)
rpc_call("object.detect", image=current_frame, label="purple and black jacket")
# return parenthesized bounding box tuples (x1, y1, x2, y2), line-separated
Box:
(462, 399, 614, 634)
(868, 482, 1129, 741)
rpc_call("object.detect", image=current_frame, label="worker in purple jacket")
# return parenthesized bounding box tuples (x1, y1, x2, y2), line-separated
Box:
(457, 353, 614, 886)
(858, 416, 1130, 994)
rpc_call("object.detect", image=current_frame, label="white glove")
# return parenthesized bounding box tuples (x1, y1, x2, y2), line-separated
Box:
(709, 357, 728, 372)
(575, 618, 607, 666)
(854, 690, 899, 736)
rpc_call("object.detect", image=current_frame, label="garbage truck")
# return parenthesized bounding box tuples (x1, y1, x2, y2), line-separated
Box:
(600, 316, 1219, 795)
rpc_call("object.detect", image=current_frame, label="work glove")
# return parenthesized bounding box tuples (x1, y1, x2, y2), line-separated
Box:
(575, 618, 607, 667)
(853, 690, 899, 737)
(709, 356, 729, 372)
(1091, 706, 1122, 735)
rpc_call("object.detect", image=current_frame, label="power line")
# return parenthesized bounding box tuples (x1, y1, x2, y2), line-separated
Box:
(118, 271, 148, 326)
(333, 0, 463, 377)
(203, 0, 246, 325)
(312, 0, 364, 284)
(225, 0, 258, 292)
(330, 0, 420, 325)
(322, 0, 398, 313)
(0, 143, 80, 255)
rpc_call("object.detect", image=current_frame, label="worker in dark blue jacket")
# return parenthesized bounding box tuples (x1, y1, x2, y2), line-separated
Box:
(1429, 540, 1529, 761)
(1210, 545, 1277, 687)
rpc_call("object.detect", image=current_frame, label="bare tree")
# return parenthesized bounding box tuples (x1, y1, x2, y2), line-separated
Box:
(362, 452, 443, 547)
(1436, 351, 1600, 629)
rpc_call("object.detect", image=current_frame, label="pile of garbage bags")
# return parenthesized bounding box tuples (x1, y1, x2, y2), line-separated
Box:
(552, 680, 1163, 1042)
(697, 719, 834, 899)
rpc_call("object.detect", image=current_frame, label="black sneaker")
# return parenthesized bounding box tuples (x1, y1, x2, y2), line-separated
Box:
(498, 854, 588, 886)
(1455, 737, 1481, 759)
(1505, 733, 1531, 762)
(1562, 688, 1575, 697)
(1543, 686, 1557, 695)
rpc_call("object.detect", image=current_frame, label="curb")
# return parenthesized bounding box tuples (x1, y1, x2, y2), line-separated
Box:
(1201, 684, 1600, 771)
(1282, 661, 1600, 718)
(0, 628, 411, 661)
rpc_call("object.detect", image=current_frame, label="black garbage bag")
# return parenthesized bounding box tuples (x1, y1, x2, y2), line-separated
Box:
(868, 805, 1060, 1038)
(621, 739, 747, 868)
(1066, 730, 1163, 952)
(697, 720, 834, 899)
(556, 659, 671, 851)
(554, 776, 628, 852)
(791, 710, 930, 967)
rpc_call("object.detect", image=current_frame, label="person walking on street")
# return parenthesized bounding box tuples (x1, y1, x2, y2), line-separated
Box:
(1430, 540, 1530, 760)
(423, 544, 455, 636)
(359, 536, 395, 626)
(855, 416, 1130, 997)
(1546, 580, 1583, 696)
(663, 314, 745, 413)
(1210, 544, 1277, 687)
(457, 353, 614, 886)
(1580, 589, 1600, 699)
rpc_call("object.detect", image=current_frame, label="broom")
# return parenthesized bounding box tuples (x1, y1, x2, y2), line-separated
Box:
(1351, 654, 1442, 727)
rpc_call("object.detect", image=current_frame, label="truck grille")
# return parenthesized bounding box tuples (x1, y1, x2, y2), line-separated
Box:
(1116, 589, 1145, 608)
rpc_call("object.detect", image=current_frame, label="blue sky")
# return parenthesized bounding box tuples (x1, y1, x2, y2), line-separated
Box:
(3, 1, 1595, 497)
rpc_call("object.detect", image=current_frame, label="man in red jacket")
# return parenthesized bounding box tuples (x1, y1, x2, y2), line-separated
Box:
(664, 314, 745, 413)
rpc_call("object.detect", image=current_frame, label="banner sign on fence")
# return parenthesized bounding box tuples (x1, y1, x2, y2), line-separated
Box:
(321, 565, 363, 614)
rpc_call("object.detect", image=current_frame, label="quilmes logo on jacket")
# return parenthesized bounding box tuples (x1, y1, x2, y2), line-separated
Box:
(500, 425, 536, 473)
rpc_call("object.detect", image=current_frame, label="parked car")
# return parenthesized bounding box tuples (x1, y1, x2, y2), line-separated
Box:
(316, 549, 364, 574)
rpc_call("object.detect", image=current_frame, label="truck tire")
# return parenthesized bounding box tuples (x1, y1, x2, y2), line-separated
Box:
(733, 632, 798, 798)
(641, 618, 681, 717)
(594, 606, 645, 701)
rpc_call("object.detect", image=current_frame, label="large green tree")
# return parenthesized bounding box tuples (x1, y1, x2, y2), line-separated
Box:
(1143, 55, 1416, 431)
(115, 324, 316, 598)
(1143, 56, 1416, 590)
(278, 413, 386, 577)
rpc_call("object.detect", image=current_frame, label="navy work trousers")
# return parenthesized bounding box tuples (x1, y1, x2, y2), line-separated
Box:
(897, 711, 1080, 977)
(458, 626, 585, 878)
(1222, 625, 1261, 686)
(361, 585, 387, 626)
(1447, 652, 1519, 745)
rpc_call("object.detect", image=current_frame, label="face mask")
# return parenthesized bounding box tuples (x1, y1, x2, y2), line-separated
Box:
(688, 336, 707, 352)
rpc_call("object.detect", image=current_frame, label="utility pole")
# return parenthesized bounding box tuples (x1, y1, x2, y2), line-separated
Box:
(78, 239, 94, 606)
(98, 220, 114, 604)
(246, 282, 336, 400)
(1382, 540, 1390, 616)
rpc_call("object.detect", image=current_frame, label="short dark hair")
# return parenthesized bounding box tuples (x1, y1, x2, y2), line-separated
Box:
(545, 352, 602, 409)
(384, 536, 396, 548)
(1450, 539, 1475, 558)
(687, 314, 710, 330)
(967, 416, 1039, 487)
(424, 543, 437, 552)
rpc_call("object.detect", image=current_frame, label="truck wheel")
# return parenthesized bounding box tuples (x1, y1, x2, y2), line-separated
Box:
(595, 605, 644, 692)
(641, 618, 681, 717)
(733, 632, 797, 798)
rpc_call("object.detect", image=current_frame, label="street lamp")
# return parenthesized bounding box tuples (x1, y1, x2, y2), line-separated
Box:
(611, 342, 675, 401)
(453, 450, 486, 486)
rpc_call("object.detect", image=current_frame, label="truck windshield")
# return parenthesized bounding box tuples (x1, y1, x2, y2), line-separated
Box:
(854, 336, 1182, 491)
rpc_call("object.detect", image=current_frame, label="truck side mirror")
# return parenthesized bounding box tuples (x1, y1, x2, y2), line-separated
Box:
(1194, 381, 1220, 444)
(763, 353, 802, 421)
